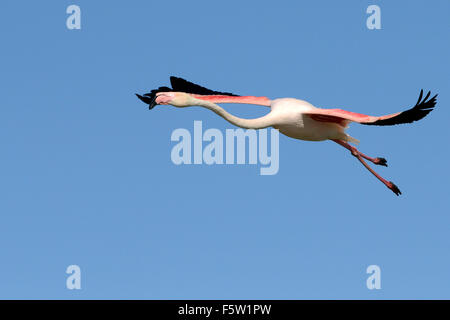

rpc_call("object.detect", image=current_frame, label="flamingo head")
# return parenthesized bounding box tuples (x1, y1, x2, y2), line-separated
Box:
(136, 91, 196, 110)
(154, 92, 193, 108)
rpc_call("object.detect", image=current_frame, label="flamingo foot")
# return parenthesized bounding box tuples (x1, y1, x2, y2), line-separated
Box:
(374, 157, 388, 167)
(388, 181, 401, 196)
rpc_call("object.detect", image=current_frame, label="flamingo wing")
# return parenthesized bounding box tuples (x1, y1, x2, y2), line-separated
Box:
(306, 90, 437, 126)
(136, 76, 273, 108)
(136, 76, 240, 109)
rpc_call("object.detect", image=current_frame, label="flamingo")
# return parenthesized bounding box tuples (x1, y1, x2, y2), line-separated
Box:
(136, 77, 437, 196)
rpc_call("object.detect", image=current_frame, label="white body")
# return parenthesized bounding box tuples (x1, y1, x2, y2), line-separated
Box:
(269, 98, 351, 142)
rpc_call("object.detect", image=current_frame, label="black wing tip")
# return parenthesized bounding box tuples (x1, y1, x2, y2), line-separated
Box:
(363, 89, 438, 126)
(136, 76, 238, 104)
(170, 76, 240, 97)
(169, 76, 183, 83)
(135, 93, 151, 104)
(136, 76, 239, 107)
(135, 93, 157, 109)
(415, 89, 437, 108)
(411, 89, 437, 120)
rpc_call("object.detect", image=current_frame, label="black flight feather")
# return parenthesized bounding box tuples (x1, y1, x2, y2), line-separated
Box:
(136, 77, 239, 109)
(362, 89, 438, 126)
(169, 76, 239, 97)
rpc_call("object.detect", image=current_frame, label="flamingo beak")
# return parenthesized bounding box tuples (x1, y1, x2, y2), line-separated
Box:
(148, 96, 157, 110)
(135, 94, 158, 110)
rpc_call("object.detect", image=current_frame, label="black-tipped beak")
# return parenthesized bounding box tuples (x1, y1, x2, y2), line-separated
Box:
(135, 94, 158, 110)
(148, 97, 157, 110)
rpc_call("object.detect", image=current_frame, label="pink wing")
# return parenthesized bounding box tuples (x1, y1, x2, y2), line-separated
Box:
(305, 90, 437, 127)
(306, 109, 394, 127)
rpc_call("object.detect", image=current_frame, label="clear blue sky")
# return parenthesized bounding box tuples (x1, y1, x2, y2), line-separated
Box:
(0, 0, 449, 299)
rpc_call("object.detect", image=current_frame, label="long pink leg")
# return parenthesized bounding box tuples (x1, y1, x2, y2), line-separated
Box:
(332, 139, 401, 196)
(333, 139, 387, 166)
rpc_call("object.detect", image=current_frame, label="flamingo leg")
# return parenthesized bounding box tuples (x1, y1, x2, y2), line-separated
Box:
(332, 139, 401, 196)
(332, 139, 387, 166)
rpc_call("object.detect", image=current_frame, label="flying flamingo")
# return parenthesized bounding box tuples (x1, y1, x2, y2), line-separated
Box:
(136, 77, 437, 196)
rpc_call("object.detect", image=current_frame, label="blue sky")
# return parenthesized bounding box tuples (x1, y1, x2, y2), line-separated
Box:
(0, 0, 449, 299)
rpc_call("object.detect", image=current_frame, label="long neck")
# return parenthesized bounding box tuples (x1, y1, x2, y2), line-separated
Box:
(190, 98, 275, 129)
